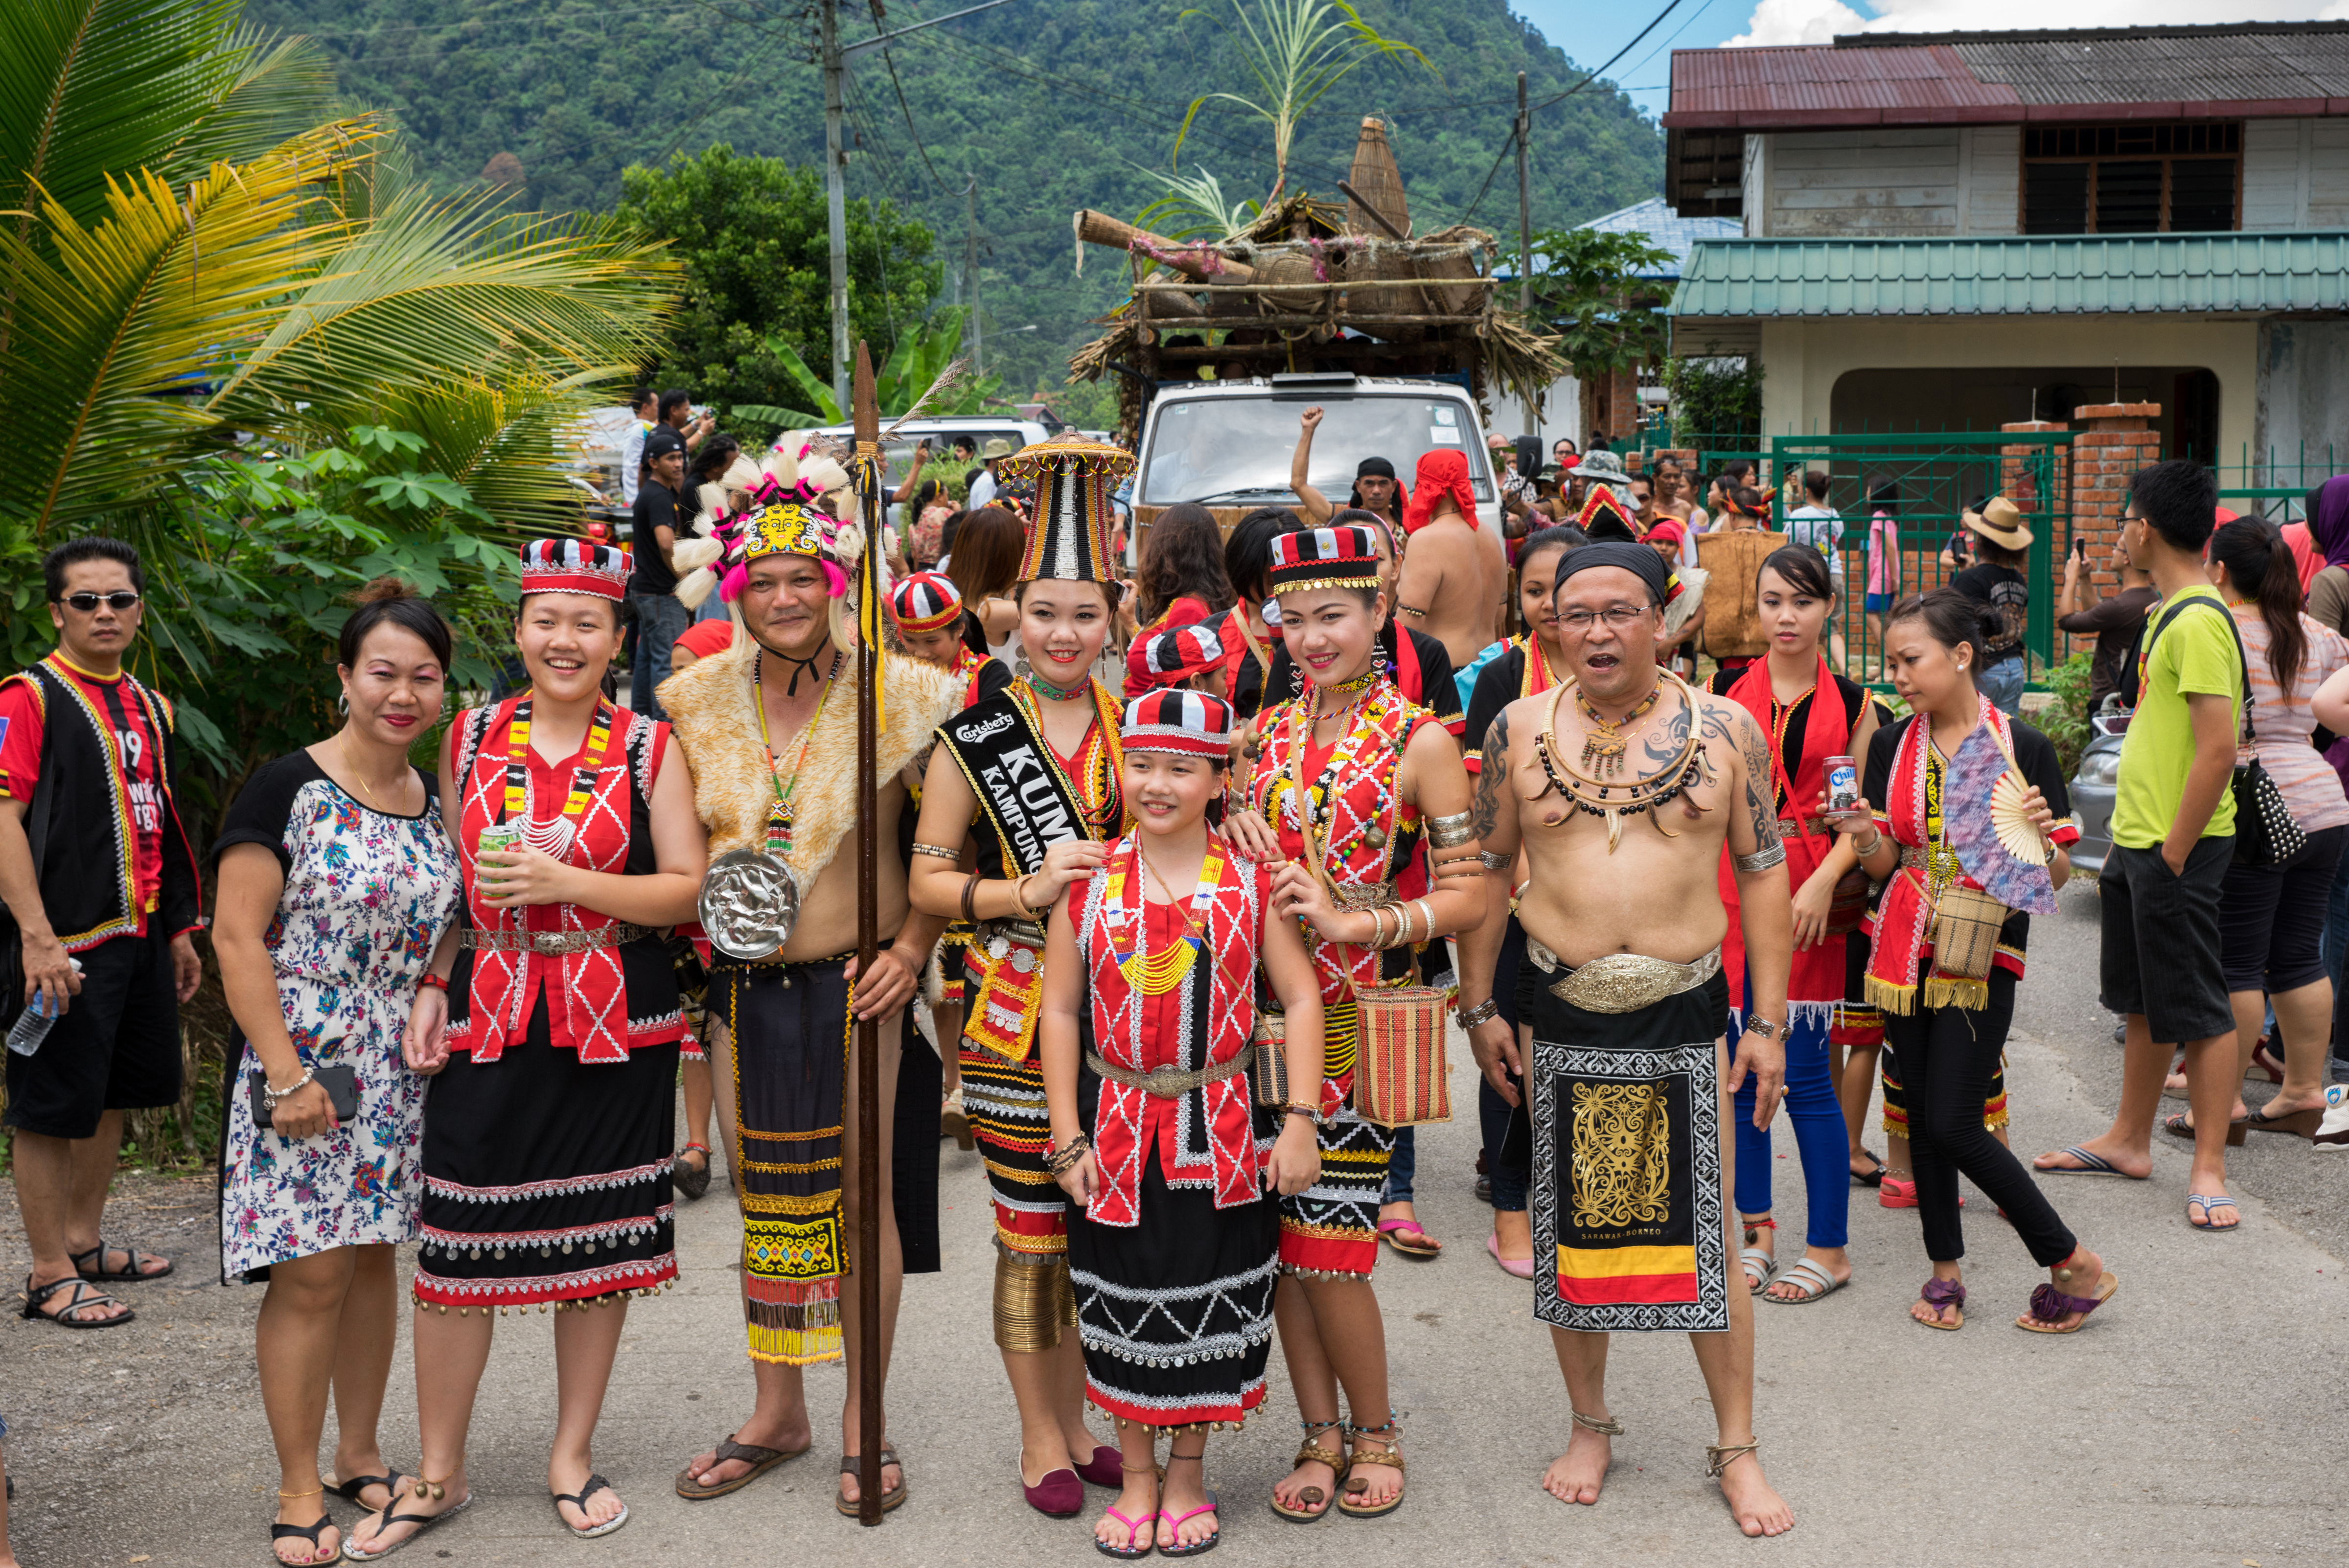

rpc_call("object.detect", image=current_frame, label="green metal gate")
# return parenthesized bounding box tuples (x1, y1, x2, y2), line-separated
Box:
(1766, 431, 2075, 689)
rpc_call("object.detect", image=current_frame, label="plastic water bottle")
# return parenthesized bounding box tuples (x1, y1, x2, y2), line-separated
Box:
(6, 957, 85, 1057)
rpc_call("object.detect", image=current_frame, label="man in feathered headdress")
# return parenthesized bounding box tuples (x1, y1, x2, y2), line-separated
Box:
(659, 437, 964, 1516)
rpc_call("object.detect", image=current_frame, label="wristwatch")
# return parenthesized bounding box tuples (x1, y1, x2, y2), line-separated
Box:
(1742, 1016, 1782, 1040)
(1285, 1101, 1325, 1129)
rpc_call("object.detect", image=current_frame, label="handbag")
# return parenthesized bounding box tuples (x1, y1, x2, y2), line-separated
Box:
(2212, 611, 2306, 868)
(1291, 738, 1452, 1129)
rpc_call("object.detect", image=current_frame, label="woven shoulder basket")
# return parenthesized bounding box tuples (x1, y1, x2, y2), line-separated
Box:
(1353, 983, 1454, 1128)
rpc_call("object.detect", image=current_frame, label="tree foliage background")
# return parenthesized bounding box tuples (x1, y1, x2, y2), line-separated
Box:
(244, 0, 1666, 397)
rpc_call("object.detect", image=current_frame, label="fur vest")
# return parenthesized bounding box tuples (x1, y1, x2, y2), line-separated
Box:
(659, 634, 961, 889)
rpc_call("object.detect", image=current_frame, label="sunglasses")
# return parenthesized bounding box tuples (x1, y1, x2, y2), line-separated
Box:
(60, 591, 141, 613)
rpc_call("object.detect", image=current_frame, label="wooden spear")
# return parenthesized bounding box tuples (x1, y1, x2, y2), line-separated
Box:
(850, 341, 885, 1527)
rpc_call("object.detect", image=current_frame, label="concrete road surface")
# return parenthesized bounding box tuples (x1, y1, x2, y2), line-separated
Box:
(3, 879, 2345, 1566)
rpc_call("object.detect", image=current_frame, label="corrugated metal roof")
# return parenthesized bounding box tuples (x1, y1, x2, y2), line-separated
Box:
(1953, 28, 2349, 106)
(1577, 198, 1744, 277)
(1668, 43, 2015, 120)
(1668, 233, 2349, 318)
(1665, 21, 2349, 127)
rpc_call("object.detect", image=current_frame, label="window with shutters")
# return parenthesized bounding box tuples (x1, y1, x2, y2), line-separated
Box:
(2022, 122, 2240, 234)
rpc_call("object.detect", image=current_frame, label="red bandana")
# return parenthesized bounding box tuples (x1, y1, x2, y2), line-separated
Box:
(1402, 448, 1478, 534)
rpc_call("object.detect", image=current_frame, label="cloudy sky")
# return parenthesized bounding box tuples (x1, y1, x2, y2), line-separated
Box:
(1506, 0, 2349, 118)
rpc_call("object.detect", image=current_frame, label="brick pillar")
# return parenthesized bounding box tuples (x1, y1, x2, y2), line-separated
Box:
(2060, 402, 2163, 664)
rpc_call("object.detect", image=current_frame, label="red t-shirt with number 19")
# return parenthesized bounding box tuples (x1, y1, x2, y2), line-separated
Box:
(0, 654, 168, 925)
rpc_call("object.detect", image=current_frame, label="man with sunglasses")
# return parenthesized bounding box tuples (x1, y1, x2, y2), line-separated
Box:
(0, 537, 203, 1329)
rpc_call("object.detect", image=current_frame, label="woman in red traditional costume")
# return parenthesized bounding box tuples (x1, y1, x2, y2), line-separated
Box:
(1828, 588, 2114, 1336)
(347, 540, 707, 1556)
(1702, 547, 1879, 1306)
(1224, 525, 1487, 1523)
(1040, 689, 1325, 1556)
(909, 436, 1133, 1517)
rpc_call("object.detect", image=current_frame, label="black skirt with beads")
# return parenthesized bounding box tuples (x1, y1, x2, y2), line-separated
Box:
(414, 997, 680, 1308)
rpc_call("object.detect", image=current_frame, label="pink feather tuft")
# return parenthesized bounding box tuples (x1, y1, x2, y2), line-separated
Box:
(718, 563, 750, 603)
(820, 560, 849, 599)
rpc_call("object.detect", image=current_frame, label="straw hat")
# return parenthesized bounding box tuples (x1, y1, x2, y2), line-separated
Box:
(1962, 496, 2033, 551)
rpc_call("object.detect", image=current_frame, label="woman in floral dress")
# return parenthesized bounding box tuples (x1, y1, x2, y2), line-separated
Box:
(214, 581, 462, 1566)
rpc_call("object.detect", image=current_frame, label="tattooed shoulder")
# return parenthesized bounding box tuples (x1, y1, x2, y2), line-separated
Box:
(1471, 707, 1512, 840)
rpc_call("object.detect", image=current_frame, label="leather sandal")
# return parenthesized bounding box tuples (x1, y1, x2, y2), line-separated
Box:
(327, 1472, 409, 1512)
(69, 1238, 172, 1283)
(835, 1447, 908, 1516)
(1336, 1419, 1404, 1520)
(674, 1433, 809, 1500)
(1269, 1421, 1344, 1522)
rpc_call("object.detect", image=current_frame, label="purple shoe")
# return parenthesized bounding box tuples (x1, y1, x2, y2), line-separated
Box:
(1024, 1461, 1086, 1518)
(1077, 1445, 1126, 1489)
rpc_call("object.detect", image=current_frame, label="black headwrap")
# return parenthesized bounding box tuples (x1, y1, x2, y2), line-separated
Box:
(1553, 540, 1669, 607)
(1356, 456, 1397, 481)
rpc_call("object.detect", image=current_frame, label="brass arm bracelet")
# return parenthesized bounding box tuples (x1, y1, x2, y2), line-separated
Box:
(911, 841, 961, 860)
(1477, 849, 1513, 870)
(1413, 899, 1435, 945)
(1426, 809, 1475, 849)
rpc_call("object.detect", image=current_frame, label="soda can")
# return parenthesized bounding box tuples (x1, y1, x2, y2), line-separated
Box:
(1823, 755, 1861, 816)
(476, 822, 524, 883)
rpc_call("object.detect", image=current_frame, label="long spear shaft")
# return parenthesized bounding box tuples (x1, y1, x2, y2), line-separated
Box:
(850, 341, 884, 1527)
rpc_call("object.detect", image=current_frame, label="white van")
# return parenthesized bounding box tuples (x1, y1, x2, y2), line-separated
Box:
(803, 415, 1055, 494)
(1132, 373, 1501, 540)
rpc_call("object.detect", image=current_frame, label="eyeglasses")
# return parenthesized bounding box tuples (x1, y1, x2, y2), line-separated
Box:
(59, 591, 140, 613)
(1557, 606, 1653, 633)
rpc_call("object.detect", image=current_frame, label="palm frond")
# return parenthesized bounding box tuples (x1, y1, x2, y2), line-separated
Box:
(3, 117, 376, 530)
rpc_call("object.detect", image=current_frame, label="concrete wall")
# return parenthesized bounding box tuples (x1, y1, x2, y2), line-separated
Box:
(1754, 315, 2257, 466)
(2254, 318, 2349, 491)
(2240, 117, 2349, 230)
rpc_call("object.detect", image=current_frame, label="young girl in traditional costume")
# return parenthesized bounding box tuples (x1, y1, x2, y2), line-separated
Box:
(1703, 547, 1878, 1305)
(1041, 689, 1326, 1556)
(1828, 588, 2116, 1334)
(349, 541, 707, 1556)
(909, 436, 1133, 1516)
(1224, 525, 1488, 1522)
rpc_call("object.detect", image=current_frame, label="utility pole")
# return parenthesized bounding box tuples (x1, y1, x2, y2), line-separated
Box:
(966, 175, 983, 378)
(822, 0, 851, 410)
(1516, 71, 1532, 317)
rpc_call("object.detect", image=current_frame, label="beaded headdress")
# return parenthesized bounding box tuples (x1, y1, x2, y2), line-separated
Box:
(1267, 525, 1382, 596)
(519, 537, 630, 601)
(1002, 433, 1131, 583)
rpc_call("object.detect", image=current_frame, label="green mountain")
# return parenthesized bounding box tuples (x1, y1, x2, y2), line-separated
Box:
(245, 0, 1664, 399)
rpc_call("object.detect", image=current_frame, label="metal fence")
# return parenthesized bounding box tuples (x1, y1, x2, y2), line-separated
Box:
(2214, 442, 2349, 522)
(1764, 431, 2075, 688)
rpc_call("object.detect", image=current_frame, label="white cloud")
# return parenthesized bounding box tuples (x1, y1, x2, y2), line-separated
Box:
(1727, 0, 1866, 47)
(1726, 0, 2339, 45)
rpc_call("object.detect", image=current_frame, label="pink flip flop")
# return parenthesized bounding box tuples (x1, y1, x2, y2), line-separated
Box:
(1158, 1491, 1220, 1557)
(1485, 1233, 1534, 1279)
(1095, 1505, 1154, 1560)
(1378, 1220, 1441, 1259)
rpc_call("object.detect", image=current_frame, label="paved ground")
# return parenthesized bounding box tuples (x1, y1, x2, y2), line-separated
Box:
(4, 877, 2346, 1566)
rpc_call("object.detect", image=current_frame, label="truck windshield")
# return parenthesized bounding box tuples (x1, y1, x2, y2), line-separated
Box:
(1138, 394, 1493, 507)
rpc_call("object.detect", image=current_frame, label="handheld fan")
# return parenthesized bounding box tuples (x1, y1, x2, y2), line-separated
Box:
(1945, 727, 2058, 916)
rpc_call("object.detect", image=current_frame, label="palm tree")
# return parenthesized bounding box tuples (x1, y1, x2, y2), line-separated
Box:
(1174, 0, 1433, 205)
(0, 0, 680, 547)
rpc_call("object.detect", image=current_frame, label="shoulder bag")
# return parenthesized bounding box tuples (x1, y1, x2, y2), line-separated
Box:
(2144, 598, 2304, 868)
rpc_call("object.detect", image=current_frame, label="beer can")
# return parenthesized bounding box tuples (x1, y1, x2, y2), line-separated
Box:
(1824, 755, 1861, 816)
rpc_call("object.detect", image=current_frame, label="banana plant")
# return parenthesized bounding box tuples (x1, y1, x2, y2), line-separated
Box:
(733, 307, 1004, 435)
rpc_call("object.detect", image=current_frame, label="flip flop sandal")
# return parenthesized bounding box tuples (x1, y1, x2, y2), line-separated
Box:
(551, 1475, 627, 1539)
(834, 1448, 908, 1516)
(20, 1275, 134, 1329)
(1094, 1505, 1155, 1559)
(2033, 1146, 2139, 1177)
(2017, 1271, 2118, 1334)
(675, 1435, 809, 1499)
(1159, 1490, 1221, 1557)
(1269, 1438, 1344, 1522)
(2187, 1193, 2241, 1231)
(1914, 1276, 1965, 1331)
(670, 1143, 714, 1201)
(2162, 1112, 2248, 1146)
(1762, 1257, 1846, 1304)
(69, 1238, 172, 1283)
(1376, 1220, 1441, 1259)
(328, 1472, 409, 1512)
(271, 1516, 343, 1567)
(341, 1491, 472, 1561)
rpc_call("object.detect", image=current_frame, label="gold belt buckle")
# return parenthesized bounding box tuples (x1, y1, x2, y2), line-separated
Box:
(1141, 1064, 1196, 1096)
(1544, 948, 1721, 1014)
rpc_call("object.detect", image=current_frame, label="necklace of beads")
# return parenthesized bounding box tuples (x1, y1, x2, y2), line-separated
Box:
(755, 646, 842, 858)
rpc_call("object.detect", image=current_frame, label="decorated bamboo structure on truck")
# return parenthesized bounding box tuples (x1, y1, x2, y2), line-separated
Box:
(1066, 118, 1566, 442)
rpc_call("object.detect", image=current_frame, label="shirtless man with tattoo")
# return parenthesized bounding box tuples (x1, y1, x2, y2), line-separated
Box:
(1454, 540, 1796, 1538)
